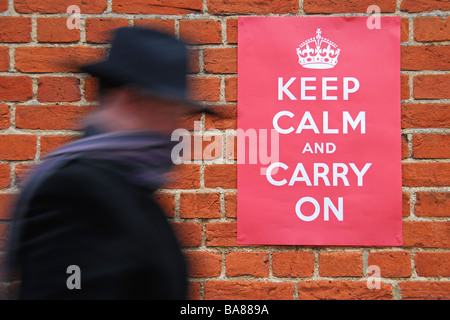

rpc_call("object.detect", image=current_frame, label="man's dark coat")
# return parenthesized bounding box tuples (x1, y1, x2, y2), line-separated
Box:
(7, 156, 187, 300)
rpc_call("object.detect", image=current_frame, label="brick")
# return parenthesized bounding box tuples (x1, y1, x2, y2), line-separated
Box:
(177, 113, 202, 131)
(401, 0, 450, 13)
(163, 164, 201, 189)
(226, 252, 269, 277)
(152, 192, 175, 218)
(402, 162, 450, 187)
(402, 103, 450, 128)
(401, 135, 409, 159)
(16, 105, 94, 130)
(15, 47, 107, 73)
(184, 251, 222, 278)
(133, 19, 176, 35)
(304, 0, 396, 13)
(414, 17, 450, 42)
(204, 164, 237, 189)
(224, 193, 236, 218)
(208, 0, 298, 14)
(0, 47, 9, 71)
(113, 0, 202, 14)
(401, 18, 409, 43)
(204, 280, 294, 300)
(179, 193, 221, 218)
(37, 18, 80, 43)
(225, 77, 237, 101)
(415, 252, 450, 277)
(171, 222, 202, 247)
(84, 77, 99, 102)
(319, 251, 363, 277)
(413, 133, 450, 159)
(226, 18, 238, 44)
(0, 0, 7, 12)
(298, 280, 393, 300)
(0, 135, 36, 161)
(188, 77, 221, 102)
(415, 192, 450, 217)
(0, 104, 10, 129)
(86, 18, 129, 44)
(38, 77, 81, 102)
(0, 76, 33, 101)
(204, 48, 237, 74)
(15, 0, 107, 13)
(368, 251, 411, 277)
(179, 20, 222, 44)
(188, 282, 201, 300)
(399, 281, 450, 300)
(402, 46, 450, 70)
(414, 74, 450, 99)
(0, 193, 16, 220)
(40, 135, 78, 156)
(401, 74, 410, 100)
(402, 192, 410, 217)
(0, 164, 10, 189)
(0, 17, 31, 43)
(403, 221, 450, 248)
(272, 251, 315, 277)
(206, 222, 237, 247)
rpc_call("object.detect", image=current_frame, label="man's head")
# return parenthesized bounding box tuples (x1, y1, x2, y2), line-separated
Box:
(87, 80, 196, 135)
(80, 27, 213, 134)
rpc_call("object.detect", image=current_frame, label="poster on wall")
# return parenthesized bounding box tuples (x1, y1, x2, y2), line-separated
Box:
(237, 16, 402, 246)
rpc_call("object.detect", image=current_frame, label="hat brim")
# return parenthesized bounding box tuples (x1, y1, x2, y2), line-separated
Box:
(80, 61, 216, 115)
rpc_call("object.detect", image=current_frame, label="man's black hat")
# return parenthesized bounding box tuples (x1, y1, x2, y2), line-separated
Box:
(81, 26, 214, 114)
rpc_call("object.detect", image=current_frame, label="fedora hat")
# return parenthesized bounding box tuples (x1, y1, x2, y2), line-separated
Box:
(81, 26, 214, 114)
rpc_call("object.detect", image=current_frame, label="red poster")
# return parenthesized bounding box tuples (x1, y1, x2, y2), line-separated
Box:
(237, 17, 402, 246)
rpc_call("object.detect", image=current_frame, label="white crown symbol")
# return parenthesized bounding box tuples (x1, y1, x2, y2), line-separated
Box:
(296, 28, 340, 69)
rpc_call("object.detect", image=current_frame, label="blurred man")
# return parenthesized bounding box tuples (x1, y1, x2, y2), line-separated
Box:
(5, 27, 212, 299)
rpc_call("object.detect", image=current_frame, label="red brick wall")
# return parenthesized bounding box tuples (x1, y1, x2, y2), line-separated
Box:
(0, 0, 449, 300)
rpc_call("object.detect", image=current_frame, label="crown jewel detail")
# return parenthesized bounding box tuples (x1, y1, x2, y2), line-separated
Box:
(296, 29, 340, 69)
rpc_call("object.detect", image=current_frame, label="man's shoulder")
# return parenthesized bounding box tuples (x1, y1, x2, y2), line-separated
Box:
(24, 158, 127, 199)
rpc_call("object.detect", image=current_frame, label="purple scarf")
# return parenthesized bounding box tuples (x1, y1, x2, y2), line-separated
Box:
(42, 126, 176, 190)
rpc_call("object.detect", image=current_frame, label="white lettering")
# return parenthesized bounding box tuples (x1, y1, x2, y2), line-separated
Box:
(296, 111, 320, 134)
(313, 163, 330, 186)
(266, 162, 371, 187)
(333, 163, 350, 186)
(66, 265, 81, 290)
(343, 77, 360, 100)
(289, 163, 312, 186)
(273, 111, 294, 134)
(295, 197, 343, 221)
(323, 111, 339, 134)
(301, 77, 316, 100)
(349, 163, 372, 186)
(266, 162, 288, 186)
(324, 197, 344, 221)
(343, 111, 366, 134)
(322, 77, 338, 100)
(278, 77, 297, 100)
(295, 197, 320, 221)
(367, 5, 381, 30)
